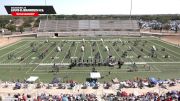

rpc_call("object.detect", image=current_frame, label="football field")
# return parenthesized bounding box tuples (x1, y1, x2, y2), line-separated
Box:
(0, 36, 180, 82)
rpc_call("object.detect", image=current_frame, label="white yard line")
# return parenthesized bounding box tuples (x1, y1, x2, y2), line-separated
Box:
(126, 44, 145, 62)
(108, 42, 121, 58)
(110, 61, 176, 63)
(28, 70, 161, 74)
(73, 42, 78, 57)
(149, 41, 180, 61)
(90, 42, 94, 63)
(0, 41, 29, 59)
(39, 47, 56, 63)
(82, 51, 85, 63)
(110, 41, 140, 62)
(23, 38, 154, 43)
(117, 45, 125, 61)
(31, 43, 54, 72)
(31, 43, 59, 72)
(0, 41, 31, 60)
(153, 40, 180, 56)
(0, 40, 22, 50)
(81, 39, 85, 63)
(40, 42, 61, 63)
(121, 39, 145, 62)
(0, 63, 27, 65)
(151, 65, 161, 72)
(35, 68, 156, 72)
(146, 40, 175, 62)
(31, 64, 39, 72)
(50, 42, 67, 63)
(125, 40, 162, 72)
(159, 39, 180, 48)
(1, 61, 180, 65)
(1, 42, 32, 63)
(102, 41, 109, 55)
(118, 38, 134, 62)
(61, 42, 72, 63)
(20, 43, 51, 64)
(136, 42, 164, 62)
(96, 41, 103, 62)
(127, 41, 160, 62)
(29, 43, 51, 63)
(124, 43, 145, 62)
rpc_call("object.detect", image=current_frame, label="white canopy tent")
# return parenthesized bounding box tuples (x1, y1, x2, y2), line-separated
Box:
(26, 76, 39, 83)
(90, 72, 101, 79)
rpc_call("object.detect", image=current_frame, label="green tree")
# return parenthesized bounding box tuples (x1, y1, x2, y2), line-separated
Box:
(162, 24, 171, 31)
(6, 24, 16, 32)
(0, 19, 9, 28)
(22, 22, 31, 27)
(19, 26, 24, 33)
(33, 18, 40, 27)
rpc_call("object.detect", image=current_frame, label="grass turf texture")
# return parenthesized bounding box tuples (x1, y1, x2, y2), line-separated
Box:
(0, 36, 180, 83)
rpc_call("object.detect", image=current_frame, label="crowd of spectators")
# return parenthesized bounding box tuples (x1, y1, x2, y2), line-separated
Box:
(138, 19, 180, 32)
(103, 90, 180, 101)
(4, 93, 98, 101)
(3, 90, 180, 101)
(1, 78, 180, 101)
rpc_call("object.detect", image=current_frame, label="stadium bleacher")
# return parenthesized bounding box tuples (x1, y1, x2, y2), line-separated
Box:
(38, 20, 140, 36)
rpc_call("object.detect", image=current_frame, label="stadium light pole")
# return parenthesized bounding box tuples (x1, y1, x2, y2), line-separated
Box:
(128, 0, 133, 37)
(129, 0, 133, 20)
(45, 0, 49, 40)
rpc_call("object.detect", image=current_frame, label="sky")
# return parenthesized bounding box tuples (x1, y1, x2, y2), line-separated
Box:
(0, 0, 180, 15)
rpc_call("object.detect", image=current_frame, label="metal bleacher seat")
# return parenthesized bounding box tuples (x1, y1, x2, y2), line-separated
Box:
(38, 20, 140, 36)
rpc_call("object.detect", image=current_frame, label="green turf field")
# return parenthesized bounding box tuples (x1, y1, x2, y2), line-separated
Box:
(0, 36, 180, 82)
